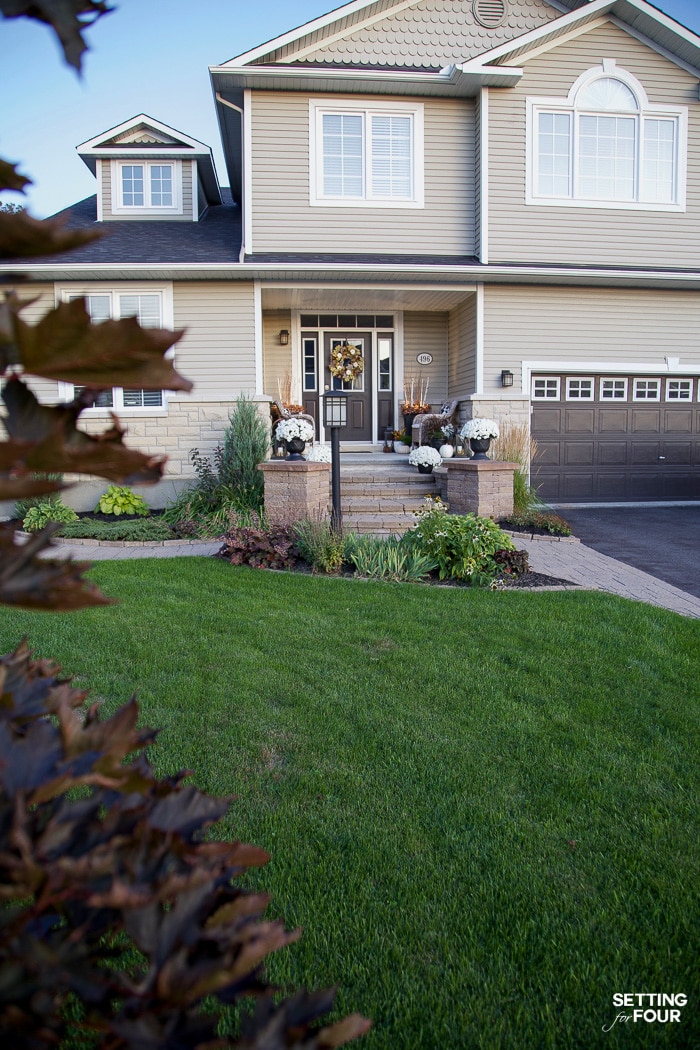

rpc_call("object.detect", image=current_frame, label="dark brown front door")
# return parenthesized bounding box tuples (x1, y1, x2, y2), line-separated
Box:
(324, 332, 373, 441)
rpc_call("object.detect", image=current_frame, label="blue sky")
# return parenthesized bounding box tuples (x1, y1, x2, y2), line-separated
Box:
(1, 0, 699, 216)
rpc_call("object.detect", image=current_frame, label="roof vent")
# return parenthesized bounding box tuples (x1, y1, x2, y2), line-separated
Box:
(473, 0, 508, 29)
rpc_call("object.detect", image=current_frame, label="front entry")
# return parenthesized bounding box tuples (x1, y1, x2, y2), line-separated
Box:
(325, 331, 373, 441)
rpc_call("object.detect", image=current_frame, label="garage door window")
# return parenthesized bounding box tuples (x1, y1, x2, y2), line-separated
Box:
(633, 378, 660, 401)
(600, 378, 628, 399)
(566, 377, 594, 400)
(666, 379, 692, 400)
(532, 377, 560, 399)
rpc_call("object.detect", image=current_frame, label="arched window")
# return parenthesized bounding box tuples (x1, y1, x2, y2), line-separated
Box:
(527, 63, 686, 209)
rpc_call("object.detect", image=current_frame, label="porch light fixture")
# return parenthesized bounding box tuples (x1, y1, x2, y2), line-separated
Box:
(279, 329, 289, 346)
(501, 369, 514, 388)
(322, 389, 349, 531)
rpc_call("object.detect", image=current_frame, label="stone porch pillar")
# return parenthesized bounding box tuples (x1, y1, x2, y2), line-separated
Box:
(258, 460, 330, 525)
(444, 460, 518, 519)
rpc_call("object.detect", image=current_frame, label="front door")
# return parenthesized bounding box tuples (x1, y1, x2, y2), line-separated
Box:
(324, 332, 373, 441)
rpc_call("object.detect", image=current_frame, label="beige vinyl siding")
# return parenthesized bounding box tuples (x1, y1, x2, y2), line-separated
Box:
(269, 0, 558, 69)
(9, 284, 60, 404)
(448, 296, 477, 397)
(172, 282, 256, 399)
(488, 21, 700, 267)
(101, 159, 194, 221)
(482, 285, 700, 392)
(403, 311, 448, 406)
(262, 310, 293, 399)
(251, 92, 475, 255)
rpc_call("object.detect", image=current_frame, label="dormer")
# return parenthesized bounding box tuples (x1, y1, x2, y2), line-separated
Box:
(76, 115, 222, 221)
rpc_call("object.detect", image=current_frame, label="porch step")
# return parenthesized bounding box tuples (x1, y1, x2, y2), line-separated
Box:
(329, 456, 443, 534)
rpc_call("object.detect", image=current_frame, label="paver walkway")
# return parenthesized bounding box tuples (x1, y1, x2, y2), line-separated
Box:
(49, 534, 700, 619)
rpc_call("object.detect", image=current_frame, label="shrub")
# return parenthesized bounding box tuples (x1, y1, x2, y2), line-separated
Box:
(493, 547, 530, 577)
(57, 518, 175, 541)
(95, 485, 149, 516)
(13, 472, 63, 520)
(293, 516, 346, 574)
(403, 498, 515, 585)
(491, 421, 540, 514)
(504, 511, 573, 537)
(218, 513, 299, 570)
(346, 534, 437, 583)
(220, 395, 270, 512)
(22, 497, 78, 532)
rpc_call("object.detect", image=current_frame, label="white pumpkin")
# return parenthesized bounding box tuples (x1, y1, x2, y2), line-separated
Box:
(439, 444, 454, 459)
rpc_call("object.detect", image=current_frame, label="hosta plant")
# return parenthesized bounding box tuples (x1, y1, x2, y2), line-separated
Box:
(95, 485, 149, 516)
(22, 497, 78, 532)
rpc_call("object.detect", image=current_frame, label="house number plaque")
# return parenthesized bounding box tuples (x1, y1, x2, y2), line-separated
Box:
(416, 353, 433, 365)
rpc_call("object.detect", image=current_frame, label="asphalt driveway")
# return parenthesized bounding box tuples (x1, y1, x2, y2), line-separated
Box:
(559, 506, 700, 599)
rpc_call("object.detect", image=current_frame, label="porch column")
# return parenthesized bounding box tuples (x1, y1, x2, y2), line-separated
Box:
(444, 459, 518, 519)
(258, 460, 330, 525)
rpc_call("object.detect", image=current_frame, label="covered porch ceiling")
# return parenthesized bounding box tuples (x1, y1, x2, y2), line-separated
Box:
(260, 283, 476, 313)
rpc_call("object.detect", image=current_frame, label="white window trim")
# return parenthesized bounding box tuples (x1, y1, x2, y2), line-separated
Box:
(665, 377, 693, 400)
(55, 283, 174, 414)
(532, 376, 561, 400)
(565, 376, 594, 400)
(633, 378, 661, 402)
(112, 159, 182, 215)
(600, 377, 628, 400)
(526, 62, 687, 212)
(309, 98, 424, 208)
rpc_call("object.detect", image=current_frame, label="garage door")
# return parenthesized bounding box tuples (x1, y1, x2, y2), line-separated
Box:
(531, 374, 700, 502)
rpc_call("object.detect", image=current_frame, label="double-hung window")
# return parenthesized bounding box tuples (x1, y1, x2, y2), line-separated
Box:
(528, 64, 687, 210)
(58, 287, 172, 411)
(310, 100, 424, 207)
(113, 160, 181, 214)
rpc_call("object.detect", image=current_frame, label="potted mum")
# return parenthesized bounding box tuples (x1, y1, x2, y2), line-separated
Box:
(275, 417, 315, 459)
(408, 445, 442, 474)
(459, 418, 500, 460)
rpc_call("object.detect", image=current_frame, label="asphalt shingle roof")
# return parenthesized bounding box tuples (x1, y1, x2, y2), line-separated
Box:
(40, 190, 242, 264)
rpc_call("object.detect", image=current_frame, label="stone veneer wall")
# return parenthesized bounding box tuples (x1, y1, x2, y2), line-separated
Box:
(456, 396, 530, 430)
(0, 398, 274, 514)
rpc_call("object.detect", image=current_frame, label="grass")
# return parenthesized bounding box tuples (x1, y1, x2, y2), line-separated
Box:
(1, 559, 698, 1049)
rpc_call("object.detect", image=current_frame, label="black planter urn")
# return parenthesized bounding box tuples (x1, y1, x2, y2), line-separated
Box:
(285, 436, 306, 460)
(469, 437, 491, 460)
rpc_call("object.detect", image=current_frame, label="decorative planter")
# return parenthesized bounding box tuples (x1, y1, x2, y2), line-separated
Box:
(417, 463, 434, 474)
(285, 436, 306, 460)
(439, 444, 454, 459)
(469, 437, 491, 460)
(403, 412, 416, 435)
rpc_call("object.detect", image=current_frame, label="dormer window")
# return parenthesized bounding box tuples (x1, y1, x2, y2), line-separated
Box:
(527, 64, 687, 211)
(113, 160, 182, 214)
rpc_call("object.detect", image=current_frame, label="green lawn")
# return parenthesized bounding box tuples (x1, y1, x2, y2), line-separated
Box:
(1, 559, 698, 1049)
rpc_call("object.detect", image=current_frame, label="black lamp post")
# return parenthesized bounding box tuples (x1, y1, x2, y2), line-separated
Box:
(323, 389, 349, 532)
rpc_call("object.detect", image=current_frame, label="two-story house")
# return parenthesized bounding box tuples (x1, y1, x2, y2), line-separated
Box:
(6, 0, 700, 503)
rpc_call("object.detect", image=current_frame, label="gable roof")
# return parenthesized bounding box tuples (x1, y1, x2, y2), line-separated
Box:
(77, 115, 223, 205)
(224, 0, 562, 70)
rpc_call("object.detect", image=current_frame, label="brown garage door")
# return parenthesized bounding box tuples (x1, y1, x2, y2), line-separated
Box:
(531, 374, 700, 502)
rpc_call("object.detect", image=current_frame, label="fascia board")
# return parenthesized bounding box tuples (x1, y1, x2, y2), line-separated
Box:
(210, 64, 522, 96)
(3, 261, 700, 290)
(77, 114, 214, 154)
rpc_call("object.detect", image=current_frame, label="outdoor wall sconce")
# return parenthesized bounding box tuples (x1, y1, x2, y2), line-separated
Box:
(279, 329, 290, 346)
(501, 369, 514, 388)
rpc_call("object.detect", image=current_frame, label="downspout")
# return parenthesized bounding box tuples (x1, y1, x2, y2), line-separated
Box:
(215, 93, 247, 263)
